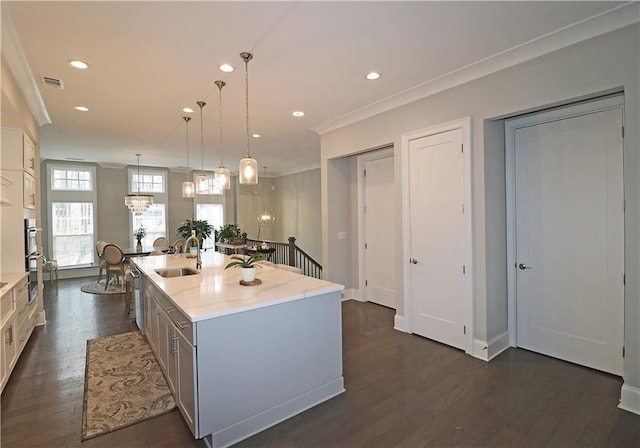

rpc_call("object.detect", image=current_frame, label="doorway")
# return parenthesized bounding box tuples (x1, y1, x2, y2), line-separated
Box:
(506, 95, 624, 375)
(358, 148, 395, 308)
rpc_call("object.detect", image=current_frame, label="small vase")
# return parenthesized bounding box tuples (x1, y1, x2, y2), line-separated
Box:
(136, 241, 142, 252)
(241, 267, 256, 283)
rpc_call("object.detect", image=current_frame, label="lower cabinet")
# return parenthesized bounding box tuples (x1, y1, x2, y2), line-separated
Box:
(143, 279, 197, 436)
(1, 274, 36, 393)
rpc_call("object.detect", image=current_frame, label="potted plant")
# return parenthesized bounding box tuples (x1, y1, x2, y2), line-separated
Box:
(217, 224, 244, 245)
(176, 219, 213, 248)
(134, 226, 146, 252)
(225, 254, 264, 282)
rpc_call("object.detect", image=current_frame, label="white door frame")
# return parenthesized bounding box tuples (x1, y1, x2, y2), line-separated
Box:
(357, 147, 394, 304)
(399, 117, 474, 355)
(505, 95, 624, 347)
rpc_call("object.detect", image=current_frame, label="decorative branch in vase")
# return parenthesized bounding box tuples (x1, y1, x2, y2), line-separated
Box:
(134, 226, 146, 252)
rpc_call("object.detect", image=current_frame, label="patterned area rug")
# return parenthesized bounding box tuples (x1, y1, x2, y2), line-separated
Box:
(82, 331, 175, 440)
(81, 280, 125, 295)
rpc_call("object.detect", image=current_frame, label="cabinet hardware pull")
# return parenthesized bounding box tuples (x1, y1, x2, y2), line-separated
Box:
(176, 321, 189, 330)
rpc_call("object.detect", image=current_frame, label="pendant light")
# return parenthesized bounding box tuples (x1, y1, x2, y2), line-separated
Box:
(181, 116, 194, 198)
(239, 51, 258, 185)
(214, 80, 231, 190)
(196, 100, 210, 194)
(256, 167, 275, 240)
(125, 153, 153, 215)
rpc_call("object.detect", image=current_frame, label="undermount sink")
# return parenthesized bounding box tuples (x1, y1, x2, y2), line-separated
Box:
(155, 267, 199, 278)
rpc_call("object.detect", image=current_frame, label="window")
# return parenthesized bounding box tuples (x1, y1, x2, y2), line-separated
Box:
(132, 204, 166, 250)
(52, 168, 92, 191)
(194, 172, 223, 195)
(52, 202, 94, 267)
(196, 204, 224, 248)
(133, 173, 164, 193)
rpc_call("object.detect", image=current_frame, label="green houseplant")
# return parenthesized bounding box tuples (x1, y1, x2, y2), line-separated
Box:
(217, 224, 244, 245)
(225, 254, 264, 283)
(176, 219, 213, 247)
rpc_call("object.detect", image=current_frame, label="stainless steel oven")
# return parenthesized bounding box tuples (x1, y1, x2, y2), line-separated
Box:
(24, 219, 41, 303)
(27, 254, 41, 304)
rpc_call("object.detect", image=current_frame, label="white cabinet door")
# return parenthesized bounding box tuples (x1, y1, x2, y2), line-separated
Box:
(23, 172, 36, 209)
(1, 316, 16, 391)
(176, 330, 196, 435)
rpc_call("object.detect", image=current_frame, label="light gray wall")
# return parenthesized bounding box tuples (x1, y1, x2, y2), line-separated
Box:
(273, 168, 321, 264)
(321, 25, 640, 391)
(167, 170, 195, 241)
(96, 166, 129, 248)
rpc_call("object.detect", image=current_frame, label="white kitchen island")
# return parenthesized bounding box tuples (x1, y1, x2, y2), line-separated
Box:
(131, 251, 344, 448)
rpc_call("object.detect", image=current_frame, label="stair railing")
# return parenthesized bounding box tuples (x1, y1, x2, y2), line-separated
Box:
(245, 236, 322, 279)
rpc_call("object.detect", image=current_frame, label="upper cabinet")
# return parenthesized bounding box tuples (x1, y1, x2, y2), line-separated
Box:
(1, 128, 36, 175)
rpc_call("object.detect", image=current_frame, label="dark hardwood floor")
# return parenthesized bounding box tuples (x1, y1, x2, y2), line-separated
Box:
(2, 277, 639, 447)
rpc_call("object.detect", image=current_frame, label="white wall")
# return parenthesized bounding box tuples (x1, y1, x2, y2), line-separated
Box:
(320, 25, 640, 402)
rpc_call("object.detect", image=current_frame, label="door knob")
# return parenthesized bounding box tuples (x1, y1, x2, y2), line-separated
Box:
(410, 258, 419, 264)
(518, 263, 532, 270)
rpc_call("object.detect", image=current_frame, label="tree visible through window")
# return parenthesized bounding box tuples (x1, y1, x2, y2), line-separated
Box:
(52, 169, 92, 190)
(52, 202, 94, 267)
(196, 204, 223, 248)
(132, 204, 166, 250)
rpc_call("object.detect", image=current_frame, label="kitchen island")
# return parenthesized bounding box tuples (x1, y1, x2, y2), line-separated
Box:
(130, 251, 344, 448)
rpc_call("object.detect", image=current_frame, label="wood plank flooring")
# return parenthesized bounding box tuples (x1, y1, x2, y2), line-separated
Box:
(2, 277, 639, 447)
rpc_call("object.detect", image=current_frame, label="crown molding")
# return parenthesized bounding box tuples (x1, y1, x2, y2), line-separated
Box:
(1, 8, 51, 127)
(312, 2, 640, 135)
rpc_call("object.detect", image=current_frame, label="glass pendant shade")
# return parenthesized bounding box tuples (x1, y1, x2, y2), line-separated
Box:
(215, 166, 231, 190)
(125, 153, 153, 215)
(182, 181, 195, 198)
(196, 173, 209, 194)
(239, 51, 258, 185)
(182, 116, 194, 198)
(239, 156, 258, 185)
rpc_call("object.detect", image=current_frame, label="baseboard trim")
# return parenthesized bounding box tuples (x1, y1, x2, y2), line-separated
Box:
(619, 383, 640, 415)
(205, 378, 345, 448)
(393, 313, 411, 333)
(341, 288, 363, 302)
(473, 331, 510, 361)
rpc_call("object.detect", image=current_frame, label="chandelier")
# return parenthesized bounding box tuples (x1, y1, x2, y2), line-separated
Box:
(181, 116, 194, 198)
(239, 51, 258, 185)
(256, 167, 275, 240)
(125, 153, 153, 215)
(214, 80, 231, 190)
(195, 100, 210, 194)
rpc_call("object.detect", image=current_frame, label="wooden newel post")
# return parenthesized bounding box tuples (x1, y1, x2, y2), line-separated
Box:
(288, 237, 296, 266)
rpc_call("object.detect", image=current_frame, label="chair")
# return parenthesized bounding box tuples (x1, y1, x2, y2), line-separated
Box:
(96, 241, 108, 282)
(172, 239, 184, 254)
(153, 237, 169, 251)
(103, 244, 126, 290)
(42, 255, 58, 284)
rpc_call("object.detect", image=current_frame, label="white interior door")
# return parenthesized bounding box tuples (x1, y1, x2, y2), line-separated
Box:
(364, 156, 395, 308)
(514, 106, 624, 375)
(409, 128, 466, 350)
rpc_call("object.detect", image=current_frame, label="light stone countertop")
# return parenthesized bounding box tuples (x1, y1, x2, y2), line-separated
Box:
(0, 271, 28, 294)
(130, 251, 343, 322)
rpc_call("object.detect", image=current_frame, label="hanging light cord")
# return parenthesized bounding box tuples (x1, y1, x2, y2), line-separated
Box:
(136, 153, 141, 194)
(215, 80, 225, 166)
(183, 116, 191, 181)
(196, 101, 206, 175)
(241, 52, 253, 157)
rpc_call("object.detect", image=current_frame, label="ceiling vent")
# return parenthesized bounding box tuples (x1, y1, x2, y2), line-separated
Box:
(42, 76, 64, 89)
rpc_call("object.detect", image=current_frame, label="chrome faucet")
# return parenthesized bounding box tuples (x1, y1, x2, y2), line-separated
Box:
(185, 230, 201, 270)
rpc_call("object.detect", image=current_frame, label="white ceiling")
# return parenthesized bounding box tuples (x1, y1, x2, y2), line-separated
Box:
(2, 1, 627, 176)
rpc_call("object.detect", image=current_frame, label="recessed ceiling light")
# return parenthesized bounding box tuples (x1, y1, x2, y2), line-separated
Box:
(292, 111, 305, 117)
(74, 106, 90, 112)
(366, 72, 381, 80)
(252, 133, 261, 138)
(182, 107, 194, 113)
(220, 64, 234, 73)
(68, 60, 89, 69)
